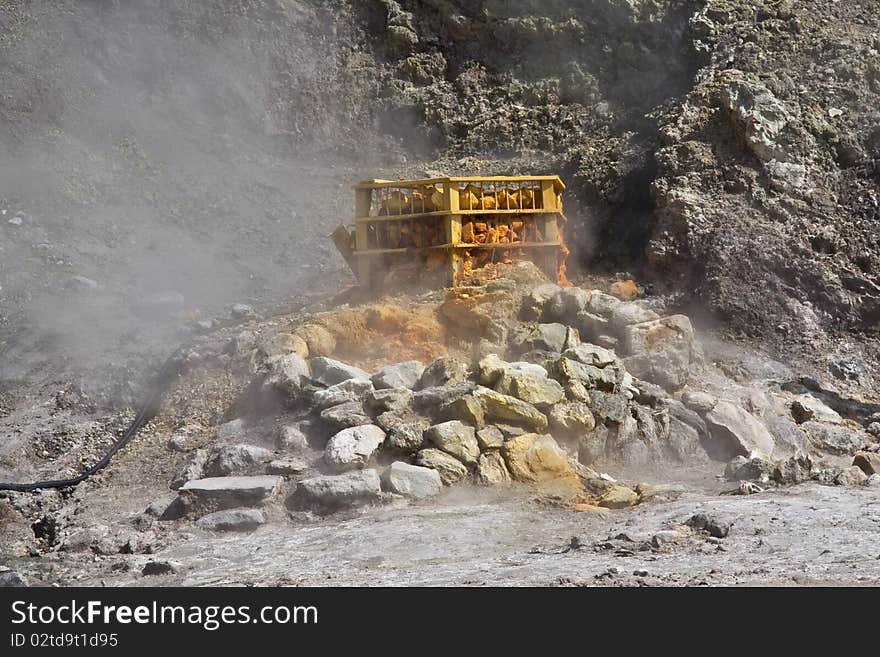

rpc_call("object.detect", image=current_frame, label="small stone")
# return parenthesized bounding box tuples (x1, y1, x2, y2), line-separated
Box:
(0, 571, 28, 587)
(418, 356, 469, 389)
(384, 419, 428, 454)
(548, 401, 596, 435)
(275, 424, 309, 451)
(231, 303, 255, 318)
(495, 369, 565, 409)
(265, 458, 309, 475)
(381, 462, 442, 499)
(775, 453, 814, 485)
(438, 394, 486, 429)
(142, 561, 179, 576)
(687, 513, 730, 538)
(681, 389, 717, 414)
(196, 509, 265, 532)
(366, 387, 414, 414)
(170, 449, 209, 490)
(265, 354, 311, 395)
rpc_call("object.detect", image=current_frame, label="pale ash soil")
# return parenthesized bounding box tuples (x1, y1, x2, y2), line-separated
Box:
(7, 470, 880, 587)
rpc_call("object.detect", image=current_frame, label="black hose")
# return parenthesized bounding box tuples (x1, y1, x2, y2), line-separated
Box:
(0, 346, 187, 492)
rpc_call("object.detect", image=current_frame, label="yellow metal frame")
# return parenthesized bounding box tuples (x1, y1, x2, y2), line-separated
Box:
(350, 175, 566, 288)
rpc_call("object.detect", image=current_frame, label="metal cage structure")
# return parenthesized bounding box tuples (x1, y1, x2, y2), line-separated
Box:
(343, 175, 567, 288)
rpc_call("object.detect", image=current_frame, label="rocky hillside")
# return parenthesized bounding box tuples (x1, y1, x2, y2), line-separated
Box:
(2, 0, 879, 389)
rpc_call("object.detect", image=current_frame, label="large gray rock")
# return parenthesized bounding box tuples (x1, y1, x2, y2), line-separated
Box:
(310, 357, 370, 386)
(585, 290, 621, 316)
(288, 470, 382, 513)
(372, 361, 425, 390)
(472, 386, 548, 431)
(415, 448, 469, 484)
(312, 378, 374, 410)
(204, 444, 274, 477)
(801, 421, 869, 455)
(424, 421, 480, 466)
(495, 369, 565, 409)
(418, 356, 469, 389)
(477, 353, 547, 386)
(366, 387, 414, 414)
(546, 286, 590, 320)
(381, 462, 442, 499)
(180, 476, 282, 510)
(324, 425, 386, 471)
(383, 417, 429, 454)
(521, 283, 561, 320)
(548, 401, 596, 435)
(562, 343, 617, 368)
(196, 508, 266, 532)
(704, 401, 776, 460)
(319, 401, 372, 431)
(588, 390, 630, 423)
(413, 382, 477, 410)
(170, 448, 209, 490)
(264, 354, 311, 394)
(609, 303, 660, 330)
(518, 323, 571, 353)
(620, 315, 695, 390)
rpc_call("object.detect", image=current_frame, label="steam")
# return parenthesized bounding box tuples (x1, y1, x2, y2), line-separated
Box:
(0, 1, 382, 383)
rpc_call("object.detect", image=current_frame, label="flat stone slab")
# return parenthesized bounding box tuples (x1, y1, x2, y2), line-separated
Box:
(180, 476, 282, 509)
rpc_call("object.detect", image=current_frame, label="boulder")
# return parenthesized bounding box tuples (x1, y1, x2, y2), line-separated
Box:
(588, 390, 630, 423)
(609, 303, 660, 331)
(196, 508, 266, 532)
(0, 571, 28, 587)
(477, 451, 512, 484)
(501, 433, 584, 498)
(853, 451, 880, 476)
(415, 448, 469, 484)
(609, 279, 638, 300)
(597, 484, 639, 509)
(418, 356, 469, 389)
(319, 401, 372, 431)
(472, 386, 548, 431)
(790, 395, 843, 424)
(704, 401, 775, 460)
(518, 323, 570, 353)
(413, 382, 477, 410)
(836, 466, 868, 487)
(439, 282, 521, 333)
(562, 343, 617, 368)
(521, 283, 561, 321)
(372, 360, 425, 390)
(438, 394, 486, 429)
(772, 453, 814, 485)
(666, 417, 704, 462)
(312, 378, 374, 410)
(424, 421, 480, 466)
(725, 456, 774, 481)
(324, 425, 386, 471)
(310, 357, 370, 386)
(681, 389, 717, 414)
(275, 423, 310, 451)
(548, 401, 596, 435)
(546, 286, 590, 320)
(204, 444, 274, 477)
(586, 290, 622, 316)
(553, 357, 618, 393)
(264, 354, 311, 394)
(366, 387, 414, 414)
(170, 448, 208, 490)
(294, 324, 335, 357)
(801, 421, 869, 455)
(495, 369, 565, 409)
(384, 418, 429, 454)
(180, 476, 282, 511)
(476, 426, 505, 450)
(622, 314, 695, 356)
(381, 462, 442, 499)
(288, 470, 382, 513)
(477, 353, 548, 386)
